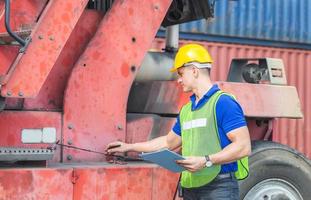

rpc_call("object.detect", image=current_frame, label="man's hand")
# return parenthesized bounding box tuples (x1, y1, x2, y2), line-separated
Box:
(176, 156, 206, 172)
(105, 141, 132, 154)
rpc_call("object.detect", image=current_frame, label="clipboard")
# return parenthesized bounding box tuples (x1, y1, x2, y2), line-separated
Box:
(139, 149, 185, 173)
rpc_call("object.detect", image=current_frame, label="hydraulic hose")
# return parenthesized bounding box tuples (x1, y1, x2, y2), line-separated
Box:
(4, 0, 26, 46)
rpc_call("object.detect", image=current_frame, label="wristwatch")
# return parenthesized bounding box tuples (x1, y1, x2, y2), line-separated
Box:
(205, 155, 213, 167)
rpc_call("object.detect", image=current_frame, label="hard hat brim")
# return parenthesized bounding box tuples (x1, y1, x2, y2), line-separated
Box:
(170, 66, 178, 73)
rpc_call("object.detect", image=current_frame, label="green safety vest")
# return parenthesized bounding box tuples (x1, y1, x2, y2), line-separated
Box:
(179, 90, 249, 188)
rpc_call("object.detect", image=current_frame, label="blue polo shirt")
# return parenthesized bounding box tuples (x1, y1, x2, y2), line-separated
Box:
(172, 84, 247, 174)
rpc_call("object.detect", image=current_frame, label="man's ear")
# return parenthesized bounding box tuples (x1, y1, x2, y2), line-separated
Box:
(192, 67, 199, 78)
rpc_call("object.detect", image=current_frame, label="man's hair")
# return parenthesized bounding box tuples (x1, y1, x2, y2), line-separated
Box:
(199, 67, 211, 76)
(188, 63, 211, 77)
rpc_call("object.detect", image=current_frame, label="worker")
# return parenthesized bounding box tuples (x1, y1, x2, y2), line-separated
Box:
(106, 43, 251, 200)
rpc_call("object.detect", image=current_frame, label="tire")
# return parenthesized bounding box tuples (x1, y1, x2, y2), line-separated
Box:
(239, 140, 311, 200)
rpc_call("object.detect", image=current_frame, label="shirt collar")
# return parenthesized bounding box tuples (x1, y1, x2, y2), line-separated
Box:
(190, 84, 220, 109)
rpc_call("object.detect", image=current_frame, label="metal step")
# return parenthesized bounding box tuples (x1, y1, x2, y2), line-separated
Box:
(0, 147, 54, 161)
(0, 29, 31, 45)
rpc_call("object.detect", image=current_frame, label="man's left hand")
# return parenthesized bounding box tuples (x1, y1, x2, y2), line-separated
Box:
(176, 156, 206, 172)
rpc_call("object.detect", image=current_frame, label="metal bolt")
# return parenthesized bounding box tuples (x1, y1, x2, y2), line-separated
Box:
(18, 91, 23, 97)
(154, 5, 159, 10)
(117, 124, 123, 130)
(131, 37, 136, 43)
(68, 124, 74, 130)
(6, 91, 12, 96)
(67, 140, 73, 145)
(67, 155, 72, 160)
(38, 35, 43, 40)
(130, 65, 136, 73)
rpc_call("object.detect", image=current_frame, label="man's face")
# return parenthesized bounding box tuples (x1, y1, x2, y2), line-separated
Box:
(176, 66, 195, 92)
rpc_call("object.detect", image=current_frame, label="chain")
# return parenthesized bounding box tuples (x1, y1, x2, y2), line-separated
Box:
(48, 141, 143, 162)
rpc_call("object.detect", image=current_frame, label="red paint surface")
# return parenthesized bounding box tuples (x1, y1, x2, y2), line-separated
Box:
(0, 111, 62, 162)
(23, 10, 103, 110)
(0, 46, 19, 75)
(72, 164, 179, 200)
(0, 168, 72, 200)
(0, 0, 47, 33)
(63, 0, 172, 162)
(0, 163, 179, 200)
(1, 0, 89, 98)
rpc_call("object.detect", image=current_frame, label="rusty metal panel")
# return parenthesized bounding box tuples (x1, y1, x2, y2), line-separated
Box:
(63, 0, 172, 162)
(73, 166, 153, 200)
(126, 114, 177, 157)
(23, 10, 103, 110)
(0, 111, 62, 162)
(72, 164, 178, 200)
(152, 168, 179, 200)
(218, 82, 303, 118)
(128, 81, 302, 118)
(0, 45, 19, 75)
(0, 163, 179, 200)
(127, 114, 176, 142)
(128, 81, 189, 114)
(1, 0, 89, 98)
(126, 114, 156, 144)
(0, 168, 72, 200)
(151, 38, 311, 159)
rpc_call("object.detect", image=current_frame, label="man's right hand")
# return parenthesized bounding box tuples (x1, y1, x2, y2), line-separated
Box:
(105, 141, 132, 154)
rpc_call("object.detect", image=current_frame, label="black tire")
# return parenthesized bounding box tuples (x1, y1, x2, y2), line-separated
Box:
(239, 140, 311, 200)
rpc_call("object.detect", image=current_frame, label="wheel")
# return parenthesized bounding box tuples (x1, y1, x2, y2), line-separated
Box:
(239, 140, 311, 200)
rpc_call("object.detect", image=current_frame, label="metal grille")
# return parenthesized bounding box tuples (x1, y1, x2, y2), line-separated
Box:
(87, 0, 114, 13)
(0, 147, 54, 161)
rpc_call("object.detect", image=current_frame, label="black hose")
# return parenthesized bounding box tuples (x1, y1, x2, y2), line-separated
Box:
(173, 174, 182, 199)
(4, 0, 26, 46)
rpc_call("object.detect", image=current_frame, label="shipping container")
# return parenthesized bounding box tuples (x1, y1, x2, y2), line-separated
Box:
(159, 0, 311, 49)
(151, 38, 311, 159)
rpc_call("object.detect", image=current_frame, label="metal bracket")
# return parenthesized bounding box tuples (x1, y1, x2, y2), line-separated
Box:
(162, 0, 216, 27)
(0, 96, 5, 111)
(227, 58, 287, 85)
(19, 37, 32, 53)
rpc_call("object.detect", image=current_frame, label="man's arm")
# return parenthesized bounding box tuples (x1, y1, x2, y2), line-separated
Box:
(209, 126, 251, 164)
(106, 130, 182, 154)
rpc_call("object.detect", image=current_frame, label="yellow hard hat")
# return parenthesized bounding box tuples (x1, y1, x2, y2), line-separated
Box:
(170, 44, 213, 72)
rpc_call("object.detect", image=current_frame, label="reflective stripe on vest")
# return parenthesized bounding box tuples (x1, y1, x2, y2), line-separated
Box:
(182, 118, 207, 130)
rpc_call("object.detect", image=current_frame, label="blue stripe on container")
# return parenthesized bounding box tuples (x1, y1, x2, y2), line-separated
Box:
(176, 0, 311, 45)
(156, 30, 311, 50)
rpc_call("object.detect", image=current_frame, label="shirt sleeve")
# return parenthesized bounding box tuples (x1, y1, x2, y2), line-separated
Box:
(172, 115, 181, 136)
(216, 95, 247, 134)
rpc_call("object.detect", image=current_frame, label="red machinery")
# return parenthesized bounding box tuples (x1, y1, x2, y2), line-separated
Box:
(0, 1, 310, 199)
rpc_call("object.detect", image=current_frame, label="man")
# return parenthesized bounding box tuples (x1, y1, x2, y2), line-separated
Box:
(106, 44, 251, 200)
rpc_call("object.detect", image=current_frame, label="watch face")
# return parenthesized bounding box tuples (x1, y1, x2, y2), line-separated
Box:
(205, 161, 213, 167)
